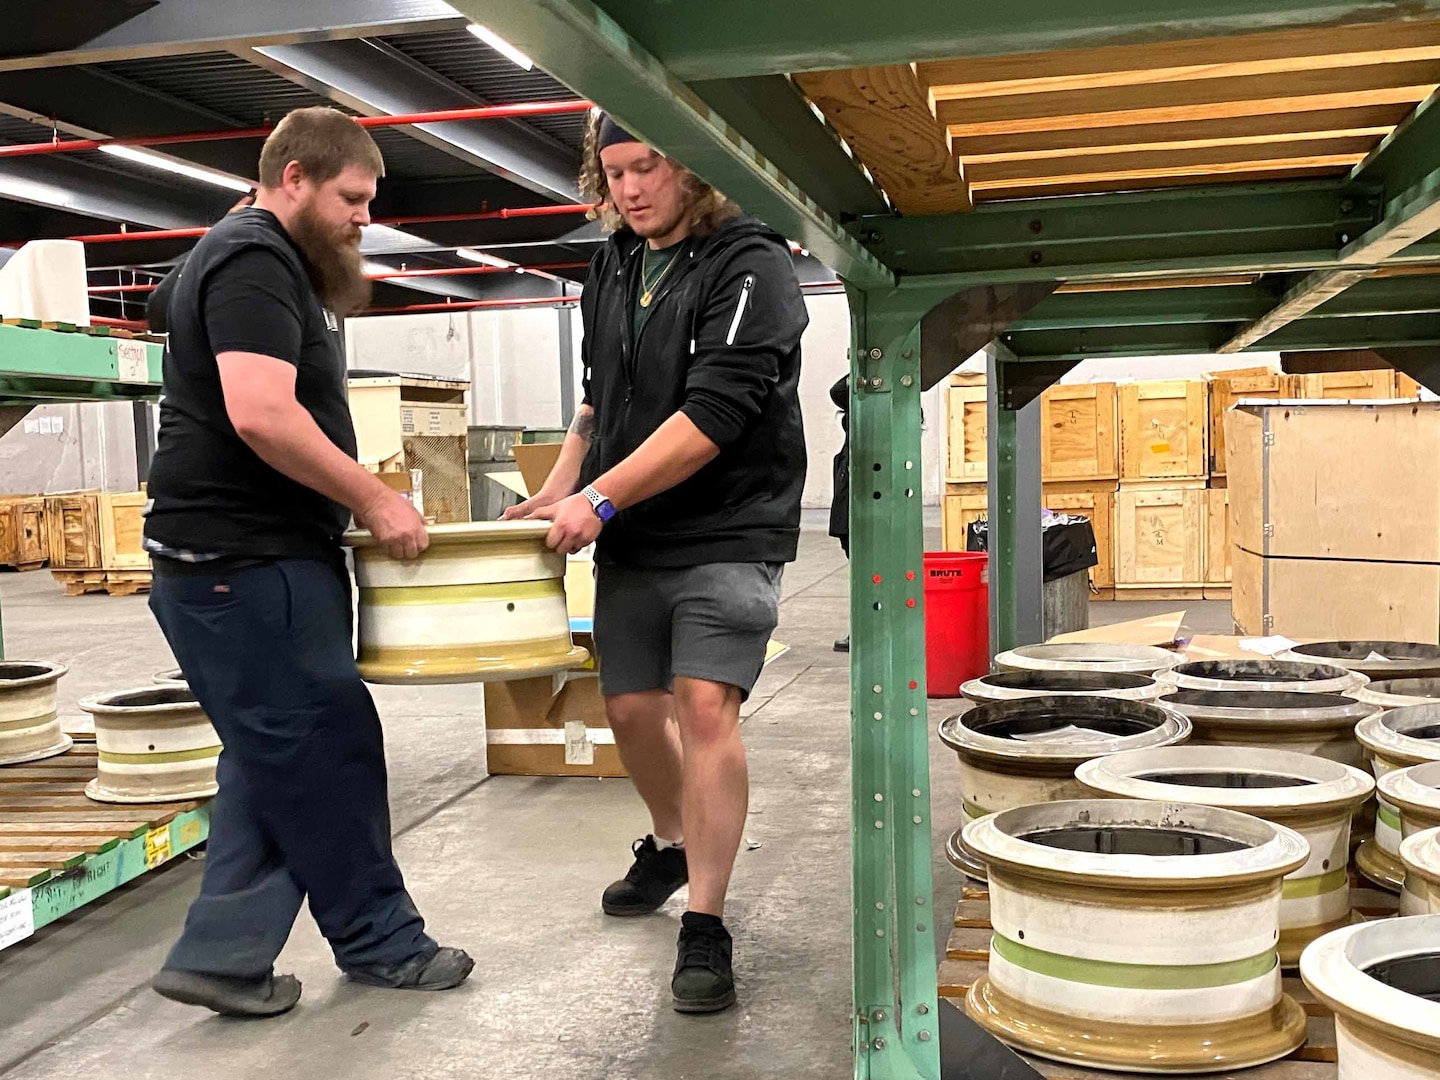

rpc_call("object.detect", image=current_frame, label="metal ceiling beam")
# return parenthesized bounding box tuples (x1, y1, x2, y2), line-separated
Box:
(589, 0, 1440, 80)
(241, 39, 583, 202)
(1220, 89, 1440, 351)
(852, 180, 1380, 285)
(452, 0, 893, 288)
(0, 0, 466, 73)
(686, 75, 889, 220)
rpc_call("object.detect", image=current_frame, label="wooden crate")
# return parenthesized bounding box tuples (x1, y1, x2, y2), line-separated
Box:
(1120, 379, 1208, 480)
(941, 482, 987, 551)
(1208, 367, 1300, 476)
(0, 496, 47, 570)
(1040, 382, 1118, 482)
(1044, 480, 1116, 593)
(1298, 369, 1396, 400)
(945, 385, 988, 482)
(44, 491, 148, 573)
(1396, 371, 1424, 398)
(1115, 481, 1207, 590)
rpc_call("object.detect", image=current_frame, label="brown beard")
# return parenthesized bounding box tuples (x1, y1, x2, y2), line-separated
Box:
(288, 203, 372, 317)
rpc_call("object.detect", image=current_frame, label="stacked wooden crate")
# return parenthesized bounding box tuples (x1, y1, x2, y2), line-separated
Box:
(0, 496, 48, 570)
(943, 375, 1118, 599)
(45, 491, 150, 596)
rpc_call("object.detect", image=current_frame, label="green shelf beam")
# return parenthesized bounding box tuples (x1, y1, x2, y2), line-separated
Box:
(0, 324, 162, 399)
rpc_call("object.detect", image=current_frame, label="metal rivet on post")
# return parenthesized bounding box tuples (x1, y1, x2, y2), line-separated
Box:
(873, 1038, 886, 1050)
(913, 789, 922, 798)
(872, 1010, 886, 1023)
(901, 349, 913, 359)
(917, 1003, 930, 1015)
(876, 929, 885, 938)
(873, 712, 883, 720)
(913, 815, 922, 824)
(876, 901, 885, 910)
(874, 793, 884, 802)
(869, 348, 883, 360)
(917, 923, 927, 932)
(873, 684, 883, 693)
(874, 820, 884, 829)
(916, 896, 926, 905)
(918, 1031, 932, 1043)
(871, 377, 884, 389)
(909, 708, 918, 716)
(900, 375, 913, 387)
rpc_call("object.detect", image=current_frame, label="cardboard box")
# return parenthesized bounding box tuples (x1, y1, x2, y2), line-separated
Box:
(513, 442, 565, 499)
(1232, 547, 1440, 643)
(1227, 401, 1440, 562)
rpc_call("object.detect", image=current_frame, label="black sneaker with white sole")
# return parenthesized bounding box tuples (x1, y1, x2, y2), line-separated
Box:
(672, 916, 736, 1014)
(601, 836, 688, 916)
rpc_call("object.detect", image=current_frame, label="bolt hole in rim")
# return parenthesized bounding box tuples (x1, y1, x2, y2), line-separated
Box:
(1077, 746, 1374, 966)
(963, 798, 1309, 1073)
(939, 697, 1191, 879)
(0, 659, 71, 765)
(79, 685, 222, 803)
(962, 668, 1168, 704)
(1300, 916, 1440, 1077)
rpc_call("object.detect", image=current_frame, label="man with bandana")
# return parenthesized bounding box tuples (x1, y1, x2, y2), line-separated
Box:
(506, 113, 808, 1013)
(143, 107, 473, 1018)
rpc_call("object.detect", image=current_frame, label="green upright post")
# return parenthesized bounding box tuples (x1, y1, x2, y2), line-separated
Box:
(847, 286, 939, 1080)
(986, 344, 1044, 654)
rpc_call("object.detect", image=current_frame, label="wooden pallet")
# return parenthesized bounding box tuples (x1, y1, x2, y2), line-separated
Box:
(939, 877, 1401, 1079)
(50, 569, 151, 597)
(0, 745, 209, 951)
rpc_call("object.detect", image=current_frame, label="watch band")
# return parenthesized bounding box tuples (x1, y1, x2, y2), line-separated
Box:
(581, 485, 617, 523)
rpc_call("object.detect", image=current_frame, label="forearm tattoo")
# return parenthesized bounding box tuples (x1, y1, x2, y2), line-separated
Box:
(570, 408, 596, 441)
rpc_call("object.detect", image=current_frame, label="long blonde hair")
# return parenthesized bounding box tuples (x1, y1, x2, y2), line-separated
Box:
(578, 111, 740, 237)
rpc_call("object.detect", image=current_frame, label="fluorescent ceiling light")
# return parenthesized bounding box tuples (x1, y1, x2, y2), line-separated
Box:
(467, 24, 533, 70)
(98, 144, 252, 194)
(456, 247, 514, 268)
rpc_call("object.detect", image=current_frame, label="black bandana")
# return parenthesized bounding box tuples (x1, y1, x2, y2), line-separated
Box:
(598, 113, 640, 151)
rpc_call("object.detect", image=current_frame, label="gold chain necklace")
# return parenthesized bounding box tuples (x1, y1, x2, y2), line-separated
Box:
(639, 245, 680, 308)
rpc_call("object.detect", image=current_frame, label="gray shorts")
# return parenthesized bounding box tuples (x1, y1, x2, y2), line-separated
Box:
(592, 561, 783, 698)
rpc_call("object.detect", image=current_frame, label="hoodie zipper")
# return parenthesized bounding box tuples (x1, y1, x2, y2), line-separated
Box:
(725, 274, 755, 345)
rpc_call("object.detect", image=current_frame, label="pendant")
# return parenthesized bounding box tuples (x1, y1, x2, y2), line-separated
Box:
(639, 291, 653, 308)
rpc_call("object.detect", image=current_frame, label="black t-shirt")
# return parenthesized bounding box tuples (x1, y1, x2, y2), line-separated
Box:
(144, 208, 357, 562)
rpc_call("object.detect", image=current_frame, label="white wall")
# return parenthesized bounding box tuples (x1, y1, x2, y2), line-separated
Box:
(1059, 352, 1281, 383)
(0, 401, 139, 494)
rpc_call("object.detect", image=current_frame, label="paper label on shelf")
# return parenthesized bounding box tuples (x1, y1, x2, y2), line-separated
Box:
(0, 889, 34, 950)
(144, 825, 172, 868)
(564, 719, 594, 765)
(116, 340, 149, 383)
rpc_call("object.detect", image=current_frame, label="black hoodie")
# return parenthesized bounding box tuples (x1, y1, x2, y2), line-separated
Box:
(579, 214, 808, 568)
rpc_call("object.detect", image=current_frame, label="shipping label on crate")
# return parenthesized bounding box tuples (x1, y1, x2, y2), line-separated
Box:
(115, 340, 149, 383)
(144, 825, 172, 868)
(0, 888, 34, 950)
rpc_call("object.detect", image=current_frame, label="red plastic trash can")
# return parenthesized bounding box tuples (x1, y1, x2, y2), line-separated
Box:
(923, 552, 989, 698)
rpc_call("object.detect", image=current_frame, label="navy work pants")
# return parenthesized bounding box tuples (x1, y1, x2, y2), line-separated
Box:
(149, 557, 433, 977)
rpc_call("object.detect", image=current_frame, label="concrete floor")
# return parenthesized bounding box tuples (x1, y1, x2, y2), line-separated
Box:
(0, 515, 1232, 1079)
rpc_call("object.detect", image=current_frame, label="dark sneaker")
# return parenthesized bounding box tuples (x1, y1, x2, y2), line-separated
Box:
(672, 919, 736, 1014)
(602, 836, 688, 916)
(344, 945, 475, 991)
(152, 968, 302, 1018)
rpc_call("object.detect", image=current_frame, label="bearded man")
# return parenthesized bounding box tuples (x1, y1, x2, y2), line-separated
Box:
(142, 106, 472, 1018)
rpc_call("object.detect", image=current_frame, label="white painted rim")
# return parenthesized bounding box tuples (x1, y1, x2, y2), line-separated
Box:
(85, 775, 218, 804)
(1300, 916, 1440, 1051)
(938, 696, 1191, 766)
(0, 660, 67, 689)
(963, 798, 1310, 888)
(1357, 705, 1440, 768)
(79, 686, 203, 715)
(1158, 659, 1367, 696)
(345, 520, 551, 549)
(1379, 761, 1440, 822)
(0, 733, 74, 766)
(1158, 689, 1375, 730)
(1357, 679, 1440, 709)
(992, 644, 1180, 675)
(961, 671, 1167, 703)
(152, 668, 187, 687)
(1400, 826, 1440, 892)
(1076, 746, 1375, 815)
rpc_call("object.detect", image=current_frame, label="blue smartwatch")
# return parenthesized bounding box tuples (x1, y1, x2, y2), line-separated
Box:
(581, 485, 617, 523)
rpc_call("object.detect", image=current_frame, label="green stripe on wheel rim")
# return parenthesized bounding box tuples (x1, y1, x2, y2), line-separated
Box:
(360, 579, 560, 606)
(963, 798, 992, 819)
(991, 933, 1277, 990)
(1281, 867, 1349, 899)
(1378, 803, 1402, 831)
(99, 745, 222, 765)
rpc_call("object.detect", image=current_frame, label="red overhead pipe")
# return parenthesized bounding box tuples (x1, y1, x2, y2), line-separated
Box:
(48, 204, 595, 246)
(361, 295, 579, 317)
(367, 260, 588, 280)
(88, 282, 158, 294)
(0, 100, 594, 159)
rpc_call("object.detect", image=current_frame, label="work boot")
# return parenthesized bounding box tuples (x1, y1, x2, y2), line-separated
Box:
(833, 636, 849, 653)
(602, 836, 688, 916)
(672, 914, 736, 1014)
(344, 945, 474, 991)
(152, 968, 302, 1018)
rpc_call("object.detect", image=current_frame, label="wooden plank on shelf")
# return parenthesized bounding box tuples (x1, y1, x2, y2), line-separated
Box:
(1120, 381, 1209, 481)
(948, 105, 1409, 161)
(792, 66, 971, 215)
(946, 925, 993, 962)
(1040, 383, 1118, 482)
(935, 61, 1440, 137)
(937, 958, 986, 999)
(946, 385, 989, 482)
(954, 898, 992, 929)
(975, 165, 1352, 201)
(919, 19, 1440, 100)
